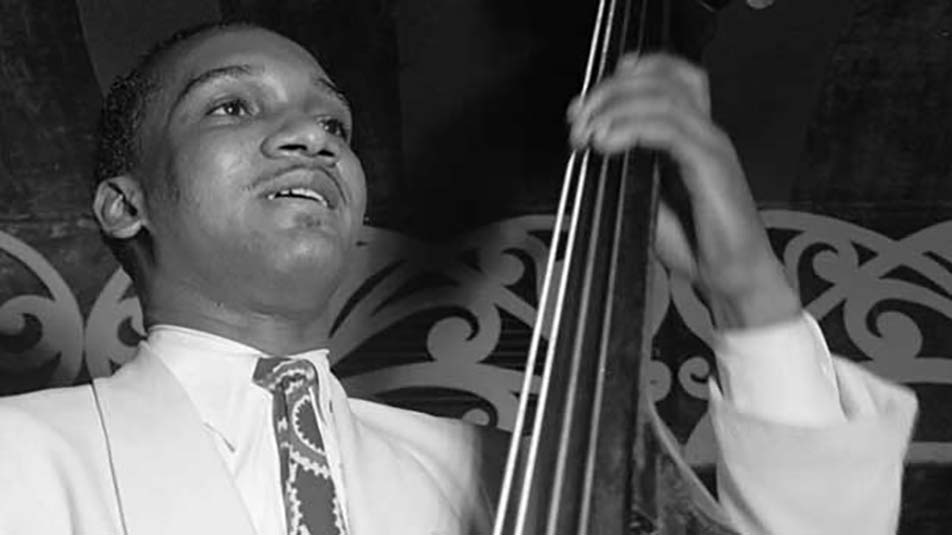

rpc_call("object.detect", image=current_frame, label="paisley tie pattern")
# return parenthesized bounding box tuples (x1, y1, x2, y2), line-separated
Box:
(254, 357, 347, 535)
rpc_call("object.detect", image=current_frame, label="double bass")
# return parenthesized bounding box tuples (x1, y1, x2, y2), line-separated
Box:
(492, 0, 740, 533)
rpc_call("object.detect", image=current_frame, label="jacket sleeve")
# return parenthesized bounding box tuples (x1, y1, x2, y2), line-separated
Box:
(710, 356, 918, 535)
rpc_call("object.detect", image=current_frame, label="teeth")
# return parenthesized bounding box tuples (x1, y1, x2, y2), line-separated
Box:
(269, 188, 329, 207)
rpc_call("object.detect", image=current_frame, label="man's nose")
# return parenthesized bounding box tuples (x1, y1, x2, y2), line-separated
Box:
(262, 115, 341, 163)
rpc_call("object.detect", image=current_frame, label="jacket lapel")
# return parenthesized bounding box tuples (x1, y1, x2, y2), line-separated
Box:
(93, 346, 256, 535)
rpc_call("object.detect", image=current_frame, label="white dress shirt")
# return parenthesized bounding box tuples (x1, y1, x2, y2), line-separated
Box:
(145, 312, 843, 535)
(145, 327, 351, 535)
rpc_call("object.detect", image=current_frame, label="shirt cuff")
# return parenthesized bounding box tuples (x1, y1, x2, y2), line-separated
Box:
(711, 312, 846, 427)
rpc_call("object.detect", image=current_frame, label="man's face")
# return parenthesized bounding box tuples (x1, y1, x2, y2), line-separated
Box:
(137, 27, 366, 312)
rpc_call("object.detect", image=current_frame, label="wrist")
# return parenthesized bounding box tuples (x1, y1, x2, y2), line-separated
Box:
(707, 260, 802, 330)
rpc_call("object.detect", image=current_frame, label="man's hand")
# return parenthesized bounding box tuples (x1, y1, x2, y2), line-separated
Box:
(566, 53, 801, 330)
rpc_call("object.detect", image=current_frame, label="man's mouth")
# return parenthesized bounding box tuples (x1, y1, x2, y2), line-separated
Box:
(267, 187, 331, 209)
(261, 163, 344, 210)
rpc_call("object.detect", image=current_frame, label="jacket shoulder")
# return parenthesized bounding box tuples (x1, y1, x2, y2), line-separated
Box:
(0, 385, 119, 534)
(0, 383, 100, 439)
(0, 384, 108, 472)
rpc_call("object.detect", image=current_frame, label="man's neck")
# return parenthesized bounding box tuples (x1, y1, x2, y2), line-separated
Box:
(141, 277, 333, 357)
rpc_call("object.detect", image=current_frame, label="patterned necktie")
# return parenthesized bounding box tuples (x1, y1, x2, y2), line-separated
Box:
(253, 357, 347, 535)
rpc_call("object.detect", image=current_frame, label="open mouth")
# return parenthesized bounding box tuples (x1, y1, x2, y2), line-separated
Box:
(267, 187, 332, 209)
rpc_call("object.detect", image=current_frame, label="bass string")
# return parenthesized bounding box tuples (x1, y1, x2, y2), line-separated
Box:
(497, 0, 685, 531)
(510, 145, 592, 534)
(489, 127, 581, 535)
(573, 1, 664, 528)
(543, 150, 613, 535)
(575, 5, 650, 522)
(490, 0, 616, 527)
(542, 0, 629, 530)
(490, 153, 581, 535)
(494, 0, 627, 533)
(511, 0, 656, 530)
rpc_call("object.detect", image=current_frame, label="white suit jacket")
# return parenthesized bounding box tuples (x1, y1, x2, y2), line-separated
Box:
(0, 345, 917, 535)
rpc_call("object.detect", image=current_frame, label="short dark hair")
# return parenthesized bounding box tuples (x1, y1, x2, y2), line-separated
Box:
(92, 20, 264, 279)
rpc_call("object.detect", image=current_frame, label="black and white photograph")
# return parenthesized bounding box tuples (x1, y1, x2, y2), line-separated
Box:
(0, 0, 950, 533)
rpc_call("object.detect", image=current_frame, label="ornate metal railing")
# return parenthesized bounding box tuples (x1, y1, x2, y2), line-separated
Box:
(2, 210, 950, 463)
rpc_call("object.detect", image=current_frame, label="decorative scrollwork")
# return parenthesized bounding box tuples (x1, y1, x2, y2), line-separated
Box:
(0, 231, 84, 386)
(763, 211, 952, 384)
(329, 218, 556, 430)
(2, 211, 952, 462)
(84, 268, 142, 378)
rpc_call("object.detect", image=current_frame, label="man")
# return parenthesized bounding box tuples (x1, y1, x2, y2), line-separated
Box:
(0, 21, 916, 535)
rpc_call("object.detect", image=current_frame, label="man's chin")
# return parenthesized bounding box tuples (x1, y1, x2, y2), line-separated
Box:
(279, 234, 347, 265)
(219, 231, 352, 301)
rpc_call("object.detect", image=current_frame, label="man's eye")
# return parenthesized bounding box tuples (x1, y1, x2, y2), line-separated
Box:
(208, 99, 251, 117)
(320, 117, 350, 140)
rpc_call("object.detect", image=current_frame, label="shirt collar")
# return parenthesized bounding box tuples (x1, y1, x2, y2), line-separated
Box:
(144, 324, 330, 451)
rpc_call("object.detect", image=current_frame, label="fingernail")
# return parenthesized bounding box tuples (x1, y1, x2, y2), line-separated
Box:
(571, 120, 593, 145)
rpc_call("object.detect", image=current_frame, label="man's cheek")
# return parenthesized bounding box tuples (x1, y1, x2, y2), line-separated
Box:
(188, 131, 249, 176)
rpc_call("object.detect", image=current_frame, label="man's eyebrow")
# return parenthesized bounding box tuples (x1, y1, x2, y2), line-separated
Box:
(170, 63, 352, 114)
(312, 74, 352, 113)
(172, 64, 260, 110)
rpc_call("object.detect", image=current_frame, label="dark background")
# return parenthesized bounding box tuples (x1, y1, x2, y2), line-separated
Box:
(2, 0, 951, 531)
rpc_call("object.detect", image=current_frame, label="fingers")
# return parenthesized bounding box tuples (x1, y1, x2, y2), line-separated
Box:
(565, 51, 741, 203)
(568, 77, 714, 149)
(565, 53, 786, 319)
(618, 53, 711, 115)
(567, 52, 722, 159)
(572, 87, 725, 157)
(568, 52, 711, 131)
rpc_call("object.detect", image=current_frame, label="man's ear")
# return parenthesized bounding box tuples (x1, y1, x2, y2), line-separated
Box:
(93, 175, 147, 240)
